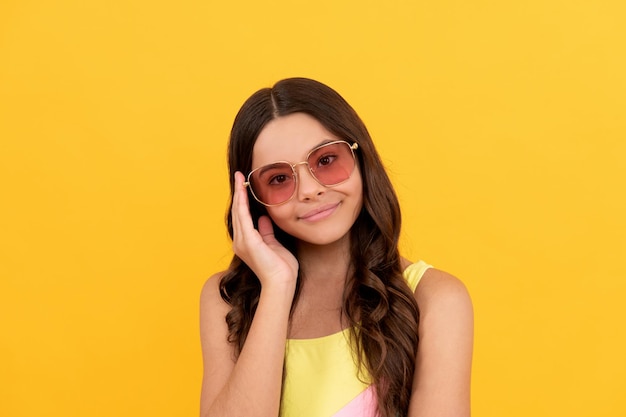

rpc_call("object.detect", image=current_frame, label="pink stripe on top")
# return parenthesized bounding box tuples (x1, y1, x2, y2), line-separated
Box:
(332, 385, 378, 417)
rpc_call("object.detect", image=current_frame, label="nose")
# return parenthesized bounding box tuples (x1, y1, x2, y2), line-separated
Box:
(294, 163, 325, 201)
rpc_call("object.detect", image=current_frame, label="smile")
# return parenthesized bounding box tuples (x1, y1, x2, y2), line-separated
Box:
(298, 203, 341, 222)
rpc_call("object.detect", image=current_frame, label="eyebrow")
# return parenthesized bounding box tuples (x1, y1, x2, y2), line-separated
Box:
(313, 138, 337, 148)
(252, 138, 339, 172)
(256, 162, 291, 178)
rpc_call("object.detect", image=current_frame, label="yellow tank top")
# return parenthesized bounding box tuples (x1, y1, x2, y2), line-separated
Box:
(280, 260, 432, 417)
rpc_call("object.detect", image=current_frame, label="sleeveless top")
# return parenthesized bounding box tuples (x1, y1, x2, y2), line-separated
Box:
(280, 260, 432, 417)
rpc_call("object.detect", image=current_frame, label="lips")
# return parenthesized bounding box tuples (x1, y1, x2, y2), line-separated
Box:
(298, 202, 341, 222)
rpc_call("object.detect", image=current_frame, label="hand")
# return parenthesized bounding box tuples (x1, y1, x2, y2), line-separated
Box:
(231, 172, 299, 291)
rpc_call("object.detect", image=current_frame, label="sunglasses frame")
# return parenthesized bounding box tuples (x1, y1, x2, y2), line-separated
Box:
(243, 140, 359, 207)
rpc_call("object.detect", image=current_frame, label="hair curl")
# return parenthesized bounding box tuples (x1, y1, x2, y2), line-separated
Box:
(219, 77, 419, 417)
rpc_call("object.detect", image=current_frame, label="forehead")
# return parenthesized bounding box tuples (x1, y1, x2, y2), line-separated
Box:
(252, 113, 341, 168)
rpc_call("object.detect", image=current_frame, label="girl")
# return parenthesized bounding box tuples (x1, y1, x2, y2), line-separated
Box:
(200, 78, 473, 417)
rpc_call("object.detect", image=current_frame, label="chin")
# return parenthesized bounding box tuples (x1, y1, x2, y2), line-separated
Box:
(284, 224, 353, 247)
(271, 201, 362, 247)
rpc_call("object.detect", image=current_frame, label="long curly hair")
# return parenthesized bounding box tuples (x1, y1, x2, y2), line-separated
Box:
(219, 77, 419, 417)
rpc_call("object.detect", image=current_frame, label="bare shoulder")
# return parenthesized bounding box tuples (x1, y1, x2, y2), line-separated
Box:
(200, 271, 227, 304)
(199, 271, 237, 414)
(200, 271, 231, 325)
(408, 267, 473, 416)
(414, 267, 473, 316)
(199, 271, 233, 354)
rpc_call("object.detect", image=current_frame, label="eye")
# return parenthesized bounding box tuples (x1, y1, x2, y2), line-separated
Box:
(268, 174, 292, 186)
(316, 153, 338, 167)
(255, 163, 293, 186)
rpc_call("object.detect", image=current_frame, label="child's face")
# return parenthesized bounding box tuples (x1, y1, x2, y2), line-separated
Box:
(250, 112, 363, 247)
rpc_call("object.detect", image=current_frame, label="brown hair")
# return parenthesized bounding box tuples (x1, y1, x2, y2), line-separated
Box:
(220, 77, 419, 417)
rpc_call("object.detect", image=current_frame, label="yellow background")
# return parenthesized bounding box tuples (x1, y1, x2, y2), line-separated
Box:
(1, 1, 624, 416)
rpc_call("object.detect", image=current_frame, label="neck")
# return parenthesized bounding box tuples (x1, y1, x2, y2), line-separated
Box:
(289, 235, 353, 338)
(296, 234, 352, 283)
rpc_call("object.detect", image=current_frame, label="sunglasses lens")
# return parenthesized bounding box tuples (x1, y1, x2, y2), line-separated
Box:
(248, 163, 296, 206)
(308, 142, 355, 186)
(248, 142, 356, 206)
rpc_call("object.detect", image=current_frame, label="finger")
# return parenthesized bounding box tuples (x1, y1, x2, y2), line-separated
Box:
(231, 172, 248, 238)
(230, 172, 243, 232)
(232, 171, 256, 239)
(257, 215, 278, 245)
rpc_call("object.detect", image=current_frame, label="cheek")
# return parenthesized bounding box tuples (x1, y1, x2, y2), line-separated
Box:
(265, 206, 292, 228)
